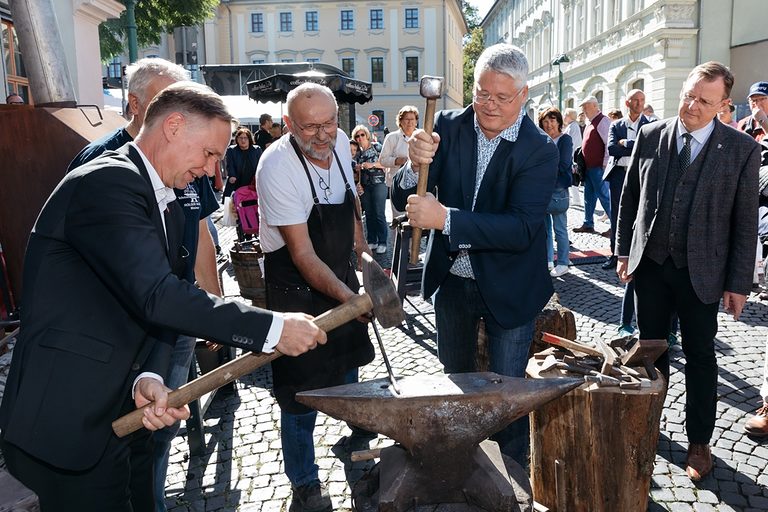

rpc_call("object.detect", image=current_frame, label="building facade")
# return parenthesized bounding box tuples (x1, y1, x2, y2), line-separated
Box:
(2, 0, 123, 106)
(207, 0, 467, 135)
(481, 0, 768, 120)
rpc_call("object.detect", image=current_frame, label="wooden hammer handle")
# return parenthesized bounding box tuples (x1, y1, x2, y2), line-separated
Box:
(541, 332, 602, 357)
(112, 293, 374, 437)
(409, 97, 438, 264)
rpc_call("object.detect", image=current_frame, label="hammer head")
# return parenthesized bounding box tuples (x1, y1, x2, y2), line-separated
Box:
(361, 253, 404, 328)
(419, 75, 444, 99)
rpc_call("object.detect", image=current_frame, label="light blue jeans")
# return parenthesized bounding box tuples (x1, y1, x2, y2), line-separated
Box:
(153, 334, 197, 512)
(546, 188, 570, 265)
(583, 166, 611, 228)
(434, 274, 535, 465)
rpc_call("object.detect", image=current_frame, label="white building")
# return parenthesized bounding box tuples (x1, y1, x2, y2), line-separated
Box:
(481, 0, 768, 120)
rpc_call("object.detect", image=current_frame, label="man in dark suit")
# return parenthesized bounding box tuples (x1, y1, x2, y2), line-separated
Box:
(616, 62, 760, 481)
(0, 82, 325, 511)
(392, 43, 558, 465)
(602, 88, 651, 270)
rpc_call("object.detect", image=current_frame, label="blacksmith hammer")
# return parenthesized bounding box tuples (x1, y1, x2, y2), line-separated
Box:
(619, 339, 668, 381)
(112, 253, 404, 438)
(409, 75, 444, 264)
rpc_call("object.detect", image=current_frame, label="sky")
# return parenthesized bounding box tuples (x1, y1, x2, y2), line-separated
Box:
(470, 0, 496, 21)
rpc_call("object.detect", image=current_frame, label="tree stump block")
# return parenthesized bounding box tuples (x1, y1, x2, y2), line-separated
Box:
(526, 359, 667, 512)
(475, 294, 576, 372)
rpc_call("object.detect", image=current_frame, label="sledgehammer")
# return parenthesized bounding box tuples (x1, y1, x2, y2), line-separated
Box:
(112, 253, 404, 438)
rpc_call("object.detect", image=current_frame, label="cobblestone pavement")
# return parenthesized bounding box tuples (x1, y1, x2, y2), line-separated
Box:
(2, 189, 766, 511)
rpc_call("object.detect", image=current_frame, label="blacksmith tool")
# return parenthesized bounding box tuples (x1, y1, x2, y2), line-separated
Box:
(409, 75, 444, 264)
(541, 332, 602, 358)
(112, 253, 404, 437)
(370, 318, 401, 395)
(297, 373, 582, 512)
(620, 338, 668, 381)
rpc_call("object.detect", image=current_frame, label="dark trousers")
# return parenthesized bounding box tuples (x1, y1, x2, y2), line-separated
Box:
(1, 431, 155, 512)
(633, 257, 719, 444)
(606, 166, 626, 254)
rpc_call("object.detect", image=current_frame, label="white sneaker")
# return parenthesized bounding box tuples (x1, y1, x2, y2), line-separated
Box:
(376, 244, 387, 254)
(548, 261, 554, 271)
(550, 265, 569, 277)
(368, 243, 378, 250)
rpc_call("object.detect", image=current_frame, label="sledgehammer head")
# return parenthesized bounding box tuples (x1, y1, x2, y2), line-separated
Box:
(419, 75, 444, 99)
(361, 253, 404, 328)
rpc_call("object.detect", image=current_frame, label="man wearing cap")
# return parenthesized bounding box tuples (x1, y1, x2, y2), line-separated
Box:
(573, 95, 611, 236)
(738, 81, 768, 142)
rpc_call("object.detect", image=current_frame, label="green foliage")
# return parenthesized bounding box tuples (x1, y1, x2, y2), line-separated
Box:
(460, 0, 481, 30)
(99, 0, 219, 62)
(463, 27, 484, 106)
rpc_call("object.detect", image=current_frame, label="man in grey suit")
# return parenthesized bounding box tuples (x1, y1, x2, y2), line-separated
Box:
(616, 62, 760, 481)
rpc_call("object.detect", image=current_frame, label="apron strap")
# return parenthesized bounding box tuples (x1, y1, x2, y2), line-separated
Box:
(289, 135, 321, 205)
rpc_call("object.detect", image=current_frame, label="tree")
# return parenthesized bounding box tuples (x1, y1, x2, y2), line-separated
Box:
(100, 0, 219, 62)
(460, 0, 481, 30)
(463, 26, 484, 106)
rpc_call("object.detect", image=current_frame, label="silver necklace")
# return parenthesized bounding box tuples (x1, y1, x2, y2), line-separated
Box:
(307, 158, 332, 203)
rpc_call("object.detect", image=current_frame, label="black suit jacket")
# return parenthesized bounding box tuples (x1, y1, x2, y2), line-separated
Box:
(392, 107, 558, 328)
(604, 114, 652, 180)
(0, 144, 274, 471)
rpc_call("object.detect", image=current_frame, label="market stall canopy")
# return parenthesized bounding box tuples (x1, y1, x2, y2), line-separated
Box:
(247, 70, 373, 105)
(201, 62, 360, 96)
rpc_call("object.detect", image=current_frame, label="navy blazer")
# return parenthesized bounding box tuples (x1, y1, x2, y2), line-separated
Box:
(604, 114, 652, 180)
(0, 144, 275, 471)
(392, 106, 559, 328)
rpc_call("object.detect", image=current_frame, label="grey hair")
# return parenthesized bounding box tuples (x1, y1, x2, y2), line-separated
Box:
(563, 107, 578, 120)
(143, 81, 235, 129)
(126, 58, 190, 103)
(286, 82, 338, 119)
(473, 44, 529, 87)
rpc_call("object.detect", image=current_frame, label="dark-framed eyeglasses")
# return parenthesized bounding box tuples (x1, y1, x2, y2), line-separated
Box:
(473, 86, 525, 106)
(294, 120, 338, 136)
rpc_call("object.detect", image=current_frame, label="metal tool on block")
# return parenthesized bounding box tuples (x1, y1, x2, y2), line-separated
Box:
(112, 253, 404, 437)
(409, 75, 444, 264)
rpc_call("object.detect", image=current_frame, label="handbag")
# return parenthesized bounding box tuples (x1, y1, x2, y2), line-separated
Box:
(222, 196, 237, 227)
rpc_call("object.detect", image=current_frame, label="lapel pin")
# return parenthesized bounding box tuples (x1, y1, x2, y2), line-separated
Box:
(717, 144, 722, 149)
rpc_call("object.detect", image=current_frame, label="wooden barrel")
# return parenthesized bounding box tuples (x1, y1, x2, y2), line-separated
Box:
(527, 357, 667, 512)
(229, 243, 266, 308)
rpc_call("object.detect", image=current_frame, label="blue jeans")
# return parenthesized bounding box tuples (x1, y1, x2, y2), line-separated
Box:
(361, 181, 388, 245)
(583, 166, 611, 228)
(546, 189, 570, 265)
(281, 369, 360, 487)
(434, 274, 535, 465)
(153, 335, 197, 512)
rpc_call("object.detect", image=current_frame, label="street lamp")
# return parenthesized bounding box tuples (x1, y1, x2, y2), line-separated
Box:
(551, 54, 570, 111)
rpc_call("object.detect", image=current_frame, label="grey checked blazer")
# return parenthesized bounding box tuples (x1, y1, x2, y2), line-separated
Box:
(616, 117, 761, 303)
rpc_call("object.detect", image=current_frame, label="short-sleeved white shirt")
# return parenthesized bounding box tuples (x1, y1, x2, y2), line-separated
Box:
(256, 130, 356, 253)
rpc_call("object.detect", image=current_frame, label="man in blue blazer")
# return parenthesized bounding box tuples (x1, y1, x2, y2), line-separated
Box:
(392, 43, 558, 465)
(0, 82, 324, 511)
(602, 89, 651, 269)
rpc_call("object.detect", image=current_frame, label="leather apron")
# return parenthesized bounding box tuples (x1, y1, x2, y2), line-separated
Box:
(265, 137, 374, 414)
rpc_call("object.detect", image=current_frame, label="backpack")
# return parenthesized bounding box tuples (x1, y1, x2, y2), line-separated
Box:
(234, 184, 259, 235)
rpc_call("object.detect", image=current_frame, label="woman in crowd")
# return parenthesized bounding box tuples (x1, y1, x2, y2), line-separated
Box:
(538, 107, 573, 278)
(352, 124, 388, 254)
(379, 106, 419, 218)
(224, 127, 262, 199)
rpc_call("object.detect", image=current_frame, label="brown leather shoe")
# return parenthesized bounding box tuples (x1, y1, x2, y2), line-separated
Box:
(600, 228, 612, 238)
(745, 404, 768, 437)
(685, 443, 712, 481)
(573, 224, 596, 233)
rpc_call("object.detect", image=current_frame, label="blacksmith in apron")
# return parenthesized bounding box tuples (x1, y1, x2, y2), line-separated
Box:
(256, 83, 374, 512)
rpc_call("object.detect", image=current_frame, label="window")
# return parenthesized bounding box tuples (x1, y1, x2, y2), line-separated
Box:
(280, 12, 293, 32)
(307, 58, 320, 63)
(107, 56, 121, 79)
(405, 8, 419, 28)
(594, 90, 603, 109)
(305, 11, 318, 31)
(593, 1, 602, 36)
(2, 20, 30, 103)
(371, 57, 384, 83)
(405, 56, 418, 82)
(370, 9, 383, 29)
(342, 58, 355, 78)
(631, 78, 644, 91)
(281, 58, 295, 63)
(251, 13, 264, 33)
(252, 58, 265, 64)
(341, 10, 354, 30)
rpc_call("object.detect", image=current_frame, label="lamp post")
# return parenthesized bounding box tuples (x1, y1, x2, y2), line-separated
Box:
(552, 54, 570, 111)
